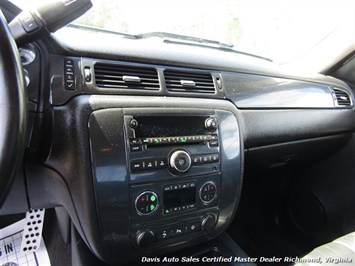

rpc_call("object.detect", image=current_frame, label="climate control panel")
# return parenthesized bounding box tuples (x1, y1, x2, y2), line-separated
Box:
(135, 191, 159, 216)
(133, 214, 217, 248)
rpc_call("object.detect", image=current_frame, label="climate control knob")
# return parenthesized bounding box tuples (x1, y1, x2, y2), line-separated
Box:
(169, 150, 191, 174)
(135, 230, 155, 248)
(201, 214, 216, 232)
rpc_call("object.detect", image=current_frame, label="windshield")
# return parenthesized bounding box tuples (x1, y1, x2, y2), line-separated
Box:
(11, 0, 355, 64)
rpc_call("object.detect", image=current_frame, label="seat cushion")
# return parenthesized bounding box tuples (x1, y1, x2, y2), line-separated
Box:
(296, 232, 355, 265)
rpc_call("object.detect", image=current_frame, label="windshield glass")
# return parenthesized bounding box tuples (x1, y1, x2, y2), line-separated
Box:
(11, 0, 355, 64)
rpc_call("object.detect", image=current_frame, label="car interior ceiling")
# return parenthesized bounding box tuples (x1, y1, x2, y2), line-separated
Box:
(0, 0, 355, 265)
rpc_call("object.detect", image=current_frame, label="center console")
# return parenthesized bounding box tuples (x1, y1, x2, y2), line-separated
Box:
(126, 114, 221, 248)
(88, 105, 242, 264)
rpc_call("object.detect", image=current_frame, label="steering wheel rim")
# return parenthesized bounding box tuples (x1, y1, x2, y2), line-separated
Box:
(0, 11, 27, 207)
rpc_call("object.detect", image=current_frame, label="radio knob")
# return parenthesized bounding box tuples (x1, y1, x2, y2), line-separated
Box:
(201, 214, 216, 232)
(169, 150, 191, 174)
(130, 119, 139, 128)
(205, 117, 218, 131)
(135, 230, 155, 248)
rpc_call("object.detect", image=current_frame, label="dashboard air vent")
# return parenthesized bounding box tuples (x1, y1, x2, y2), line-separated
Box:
(332, 88, 352, 107)
(94, 63, 160, 90)
(165, 69, 215, 93)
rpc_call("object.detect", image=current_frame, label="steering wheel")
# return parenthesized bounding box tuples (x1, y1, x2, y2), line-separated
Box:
(0, 11, 27, 207)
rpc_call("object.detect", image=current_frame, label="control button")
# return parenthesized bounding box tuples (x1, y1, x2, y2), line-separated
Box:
(210, 135, 218, 140)
(202, 155, 210, 164)
(201, 215, 216, 232)
(66, 74, 74, 81)
(130, 119, 139, 128)
(169, 150, 191, 174)
(66, 66, 74, 73)
(200, 182, 217, 204)
(208, 193, 216, 201)
(211, 154, 219, 162)
(130, 160, 144, 172)
(171, 224, 187, 237)
(209, 140, 219, 147)
(135, 191, 159, 216)
(66, 81, 74, 91)
(130, 145, 142, 152)
(156, 159, 167, 169)
(164, 208, 173, 215)
(205, 117, 218, 131)
(156, 227, 171, 241)
(19, 11, 39, 33)
(186, 220, 201, 233)
(192, 156, 202, 165)
(130, 138, 140, 145)
(144, 159, 155, 170)
(187, 204, 195, 209)
(135, 230, 155, 248)
(164, 185, 173, 191)
(179, 137, 187, 143)
(65, 59, 74, 66)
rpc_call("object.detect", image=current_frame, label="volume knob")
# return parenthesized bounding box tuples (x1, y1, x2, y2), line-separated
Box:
(169, 150, 191, 174)
(205, 117, 218, 131)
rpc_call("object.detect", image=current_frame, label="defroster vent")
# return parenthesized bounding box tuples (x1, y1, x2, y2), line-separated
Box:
(165, 69, 215, 93)
(94, 63, 160, 90)
(332, 88, 352, 107)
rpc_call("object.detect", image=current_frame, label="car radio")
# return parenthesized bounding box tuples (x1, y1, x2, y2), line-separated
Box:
(124, 114, 221, 248)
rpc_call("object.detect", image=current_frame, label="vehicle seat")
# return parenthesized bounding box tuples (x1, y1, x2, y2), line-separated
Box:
(295, 231, 355, 265)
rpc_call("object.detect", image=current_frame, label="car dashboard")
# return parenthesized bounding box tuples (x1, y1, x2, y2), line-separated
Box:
(2, 9, 355, 266)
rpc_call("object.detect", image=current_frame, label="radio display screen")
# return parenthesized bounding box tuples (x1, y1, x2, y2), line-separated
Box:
(163, 187, 196, 209)
(134, 116, 208, 138)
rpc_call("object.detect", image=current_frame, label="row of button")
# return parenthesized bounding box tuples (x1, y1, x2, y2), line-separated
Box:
(130, 135, 218, 146)
(191, 154, 219, 165)
(130, 158, 167, 172)
(65, 59, 75, 91)
(164, 204, 195, 215)
(163, 182, 196, 192)
(154, 220, 202, 241)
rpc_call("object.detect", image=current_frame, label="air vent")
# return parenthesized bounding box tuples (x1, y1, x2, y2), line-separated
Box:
(94, 63, 160, 90)
(165, 69, 215, 93)
(332, 88, 352, 107)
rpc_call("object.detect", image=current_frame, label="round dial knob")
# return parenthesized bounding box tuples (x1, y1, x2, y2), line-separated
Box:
(205, 117, 218, 131)
(201, 214, 216, 232)
(169, 150, 191, 174)
(135, 230, 155, 248)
